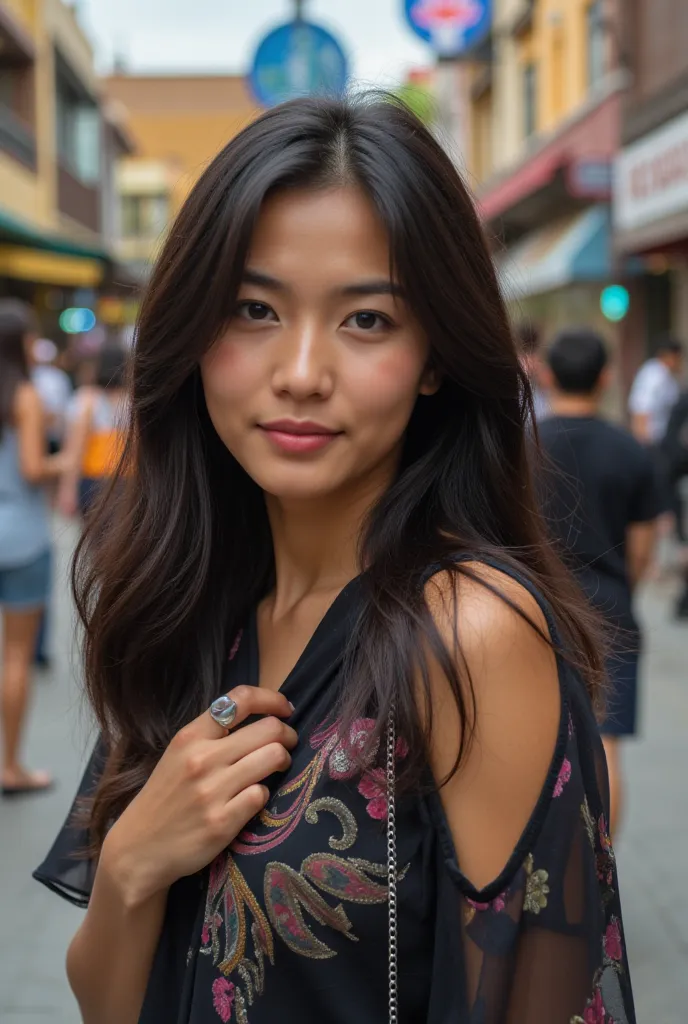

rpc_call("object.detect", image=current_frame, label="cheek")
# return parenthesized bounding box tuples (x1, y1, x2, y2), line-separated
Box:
(347, 347, 426, 423)
(200, 339, 261, 410)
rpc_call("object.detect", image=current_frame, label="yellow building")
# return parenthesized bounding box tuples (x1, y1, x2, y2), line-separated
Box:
(461, 0, 629, 383)
(0, 0, 128, 323)
(104, 74, 258, 276)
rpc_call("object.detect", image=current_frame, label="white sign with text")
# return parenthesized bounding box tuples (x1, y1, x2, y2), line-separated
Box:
(614, 108, 688, 232)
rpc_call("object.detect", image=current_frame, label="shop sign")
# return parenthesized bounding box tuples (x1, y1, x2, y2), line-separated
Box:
(248, 19, 348, 108)
(614, 108, 688, 232)
(404, 0, 492, 58)
(567, 160, 612, 198)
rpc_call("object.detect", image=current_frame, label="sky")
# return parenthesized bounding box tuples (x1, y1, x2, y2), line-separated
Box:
(75, 0, 431, 87)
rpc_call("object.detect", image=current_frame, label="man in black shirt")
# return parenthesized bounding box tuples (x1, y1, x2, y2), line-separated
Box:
(539, 329, 659, 834)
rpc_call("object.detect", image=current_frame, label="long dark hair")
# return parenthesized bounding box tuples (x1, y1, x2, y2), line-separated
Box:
(0, 299, 34, 439)
(75, 95, 604, 846)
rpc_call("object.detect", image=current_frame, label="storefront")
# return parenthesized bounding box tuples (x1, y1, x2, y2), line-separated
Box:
(0, 205, 109, 346)
(478, 89, 631, 411)
(614, 107, 688, 361)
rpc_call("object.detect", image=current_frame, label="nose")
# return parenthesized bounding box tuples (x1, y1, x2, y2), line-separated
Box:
(270, 320, 334, 402)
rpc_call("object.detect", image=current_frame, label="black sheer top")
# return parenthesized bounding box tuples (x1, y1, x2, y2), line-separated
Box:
(34, 562, 636, 1023)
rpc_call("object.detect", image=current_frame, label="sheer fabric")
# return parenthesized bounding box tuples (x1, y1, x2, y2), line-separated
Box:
(34, 561, 635, 1023)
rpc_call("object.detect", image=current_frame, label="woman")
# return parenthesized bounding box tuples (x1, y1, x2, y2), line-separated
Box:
(0, 300, 65, 794)
(57, 346, 128, 519)
(34, 97, 636, 1023)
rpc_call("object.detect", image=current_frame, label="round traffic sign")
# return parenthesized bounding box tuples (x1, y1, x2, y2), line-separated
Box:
(404, 0, 492, 57)
(249, 20, 348, 108)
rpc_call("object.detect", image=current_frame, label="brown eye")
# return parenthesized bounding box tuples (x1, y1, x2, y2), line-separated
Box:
(247, 303, 270, 320)
(235, 301, 277, 322)
(355, 312, 377, 329)
(343, 311, 392, 332)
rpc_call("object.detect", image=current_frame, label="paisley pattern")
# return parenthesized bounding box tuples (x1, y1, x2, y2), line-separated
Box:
(200, 715, 408, 1018)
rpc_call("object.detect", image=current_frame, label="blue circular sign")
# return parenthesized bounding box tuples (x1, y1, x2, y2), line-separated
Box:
(404, 0, 492, 57)
(600, 285, 630, 323)
(249, 20, 348, 108)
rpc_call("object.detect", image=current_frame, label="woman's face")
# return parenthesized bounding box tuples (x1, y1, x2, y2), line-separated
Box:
(200, 186, 437, 503)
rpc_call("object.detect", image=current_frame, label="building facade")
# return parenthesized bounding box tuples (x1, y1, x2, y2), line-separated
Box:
(0, 0, 131, 342)
(458, 0, 631, 396)
(103, 74, 257, 280)
(0, 0, 132, 344)
(613, 0, 688, 366)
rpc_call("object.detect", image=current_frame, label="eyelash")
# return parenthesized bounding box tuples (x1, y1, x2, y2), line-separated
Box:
(233, 301, 395, 332)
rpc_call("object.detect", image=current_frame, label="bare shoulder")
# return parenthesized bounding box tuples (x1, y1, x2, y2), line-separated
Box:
(425, 561, 553, 676)
(422, 561, 562, 889)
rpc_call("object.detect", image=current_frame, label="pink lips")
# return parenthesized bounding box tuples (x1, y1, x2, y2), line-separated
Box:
(259, 419, 342, 454)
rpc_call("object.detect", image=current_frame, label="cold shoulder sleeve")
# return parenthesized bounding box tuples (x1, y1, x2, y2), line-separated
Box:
(425, 679, 636, 1024)
(32, 737, 107, 908)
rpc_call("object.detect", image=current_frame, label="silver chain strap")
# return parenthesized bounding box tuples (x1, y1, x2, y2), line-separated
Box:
(386, 709, 398, 1024)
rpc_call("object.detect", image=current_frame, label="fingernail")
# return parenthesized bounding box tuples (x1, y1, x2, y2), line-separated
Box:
(288, 702, 296, 712)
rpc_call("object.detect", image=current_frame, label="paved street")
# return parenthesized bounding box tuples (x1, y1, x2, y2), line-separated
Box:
(1, 521, 687, 1022)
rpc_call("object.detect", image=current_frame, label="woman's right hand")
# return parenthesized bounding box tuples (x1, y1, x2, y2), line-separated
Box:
(101, 686, 297, 908)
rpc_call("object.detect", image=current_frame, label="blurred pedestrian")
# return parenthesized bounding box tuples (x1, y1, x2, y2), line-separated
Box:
(539, 329, 659, 835)
(660, 390, 688, 617)
(35, 96, 634, 1024)
(31, 337, 73, 667)
(628, 335, 682, 445)
(0, 300, 66, 795)
(516, 319, 550, 421)
(57, 346, 128, 520)
(31, 338, 73, 456)
(629, 336, 684, 580)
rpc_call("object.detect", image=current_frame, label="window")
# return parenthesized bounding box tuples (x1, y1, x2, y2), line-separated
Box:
(0, 64, 34, 125)
(587, 0, 606, 88)
(121, 194, 169, 239)
(473, 91, 493, 183)
(55, 52, 100, 185)
(523, 62, 537, 139)
(551, 30, 564, 119)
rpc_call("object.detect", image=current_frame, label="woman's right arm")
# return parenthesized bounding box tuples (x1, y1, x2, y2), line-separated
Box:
(66, 686, 297, 1024)
(15, 382, 69, 482)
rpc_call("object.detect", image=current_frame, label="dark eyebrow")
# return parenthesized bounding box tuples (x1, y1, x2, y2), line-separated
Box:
(242, 269, 287, 291)
(339, 280, 406, 300)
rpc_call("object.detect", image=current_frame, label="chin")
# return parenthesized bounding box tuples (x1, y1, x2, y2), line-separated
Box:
(248, 464, 349, 503)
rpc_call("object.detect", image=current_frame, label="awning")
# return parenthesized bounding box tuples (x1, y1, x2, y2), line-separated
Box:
(478, 87, 621, 224)
(0, 246, 103, 287)
(497, 205, 611, 301)
(0, 207, 108, 261)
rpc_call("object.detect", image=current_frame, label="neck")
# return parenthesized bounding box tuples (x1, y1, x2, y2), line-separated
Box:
(549, 392, 599, 417)
(264, 459, 395, 617)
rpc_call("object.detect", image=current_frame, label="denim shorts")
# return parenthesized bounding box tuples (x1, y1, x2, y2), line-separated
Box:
(0, 548, 51, 610)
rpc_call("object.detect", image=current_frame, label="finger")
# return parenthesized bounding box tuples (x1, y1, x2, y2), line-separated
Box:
(227, 784, 271, 833)
(214, 717, 298, 766)
(185, 686, 294, 741)
(224, 743, 293, 800)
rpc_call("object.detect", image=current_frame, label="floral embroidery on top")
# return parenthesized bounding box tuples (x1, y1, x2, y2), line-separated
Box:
(604, 917, 623, 964)
(570, 984, 617, 1024)
(553, 757, 572, 797)
(212, 978, 236, 1023)
(357, 769, 388, 820)
(464, 889, 507, 926)
(523, 853, 550, 914)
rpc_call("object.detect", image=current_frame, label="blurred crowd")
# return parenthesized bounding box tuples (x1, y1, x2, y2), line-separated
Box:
(0, 298, 127, 795)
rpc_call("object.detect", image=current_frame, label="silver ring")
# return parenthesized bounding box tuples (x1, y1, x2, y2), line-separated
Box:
(209, 695, 238, 730)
